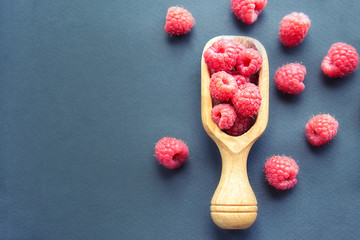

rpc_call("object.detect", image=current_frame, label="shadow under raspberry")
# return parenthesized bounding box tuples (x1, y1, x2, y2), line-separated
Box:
(166, 31, 193, 45)
(230, 13, 265, 34)
(262, 175, 296, 200)
(274, 86, 303, 104)
(155, 157, 190, 179)
(321, 69, 357, 89)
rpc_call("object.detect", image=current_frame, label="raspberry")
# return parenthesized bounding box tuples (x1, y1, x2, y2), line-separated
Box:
(164, 7, 194, 35)
(321, 42, 359, 78)
(233, 74, 251, 87)
(233, 41, 245, 55)
(275, 63, 306, 94)
(264, 156, 299, 190)
(226, 114, 253, 136)
(155, 137, 189, 169)
(231, 0, 267, 24)
(279, 12, 311, 47)
(204, 39, 238, 72)
(236, 48, 263, 76)
(231, 83, 262, 116)
(210, 71, 238, 101)
(305, 114, 339, 146)
(211, 104, 237, 130)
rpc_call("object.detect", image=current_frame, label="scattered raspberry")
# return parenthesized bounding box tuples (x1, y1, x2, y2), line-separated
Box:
(211, 104, 237, 130)
(164, 7, 194, 35)
(233, 74, 251, 87)
(264, 156, 299, 190)
(231, 0, 267, 24)
(231, 83, 262, 116)
(236, 48, 263, 76)
(204, 40, 238, 72)
(226, 114, 253, 136)
(210, 71, 238, 101)
(155, 137, 189, 169)
(305, 114, 339, 146)
(321, 42, 359, 78)
(279, 12, 311, 47)
(275, 63, 306, 94)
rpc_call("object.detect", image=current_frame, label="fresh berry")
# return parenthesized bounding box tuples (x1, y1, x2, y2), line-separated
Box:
(231, 0, 267, 24)
(231, 83, 262, 116)
(321, 43, 359, 78)
(210, 71, 238, 101)
(164, 7, 194, 35)
(226, 114, 253, 136)
(155, 137, 189, 169)
(211, 104, 237, 129)
(265, 156, 299, 190)
(275, 63, 306, 94)
(305, 114, 339, 146)
(233, 74, 251, 87)
(279, 12, 311, 47)
(236, 48, 263, 76)
(233, 41, 245, 55)
(204, 40, 238, 72)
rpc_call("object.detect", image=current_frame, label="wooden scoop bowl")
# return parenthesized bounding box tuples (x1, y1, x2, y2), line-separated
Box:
(201, 36, 269, 229)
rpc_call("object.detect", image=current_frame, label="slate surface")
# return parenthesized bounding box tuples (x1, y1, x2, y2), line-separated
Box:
(0, 1, 359, 239)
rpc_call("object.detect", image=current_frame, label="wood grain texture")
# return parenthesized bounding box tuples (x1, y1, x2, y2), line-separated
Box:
(201, 36, 269, 229)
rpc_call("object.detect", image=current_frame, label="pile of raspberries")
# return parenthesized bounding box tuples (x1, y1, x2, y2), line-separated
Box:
(157, 1, 358, 191)
(204, 39, 263, 136)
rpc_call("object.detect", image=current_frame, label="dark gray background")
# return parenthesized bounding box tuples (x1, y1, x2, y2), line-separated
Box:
(0, 0, 359, 239)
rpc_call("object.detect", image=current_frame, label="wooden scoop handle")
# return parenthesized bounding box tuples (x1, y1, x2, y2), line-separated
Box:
(210, 144, 257, 229)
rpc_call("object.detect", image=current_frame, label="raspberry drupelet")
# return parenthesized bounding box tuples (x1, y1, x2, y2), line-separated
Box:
(155, 137, 189, 169)
(275, 63, 306, 94)
(231, 83, 262, 117)
(279, 12, 311, 47)
(321, 42, 359, 78)
(233, 41, 245, 55)
(231, 0, 267, 24)
(226, 113, 253, 136)
(233, 74, 251, 87)
(209, 71, 238, 101)
(164, 7, 194, 35)
(236, 48, 263, 76)
(211, 104, 237, 130)
(305, 114, 339, 146)
(265, 156, 299, 190)
(204, 39, 238, 72)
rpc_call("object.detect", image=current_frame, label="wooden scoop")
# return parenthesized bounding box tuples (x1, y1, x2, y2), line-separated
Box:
(201, 36, 269, 229)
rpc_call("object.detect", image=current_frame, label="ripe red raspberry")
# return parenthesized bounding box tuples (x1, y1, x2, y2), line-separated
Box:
(321, 43, 359, 78)
(305, 114, 339, 146)
(211, 104, 237, 130)
(155, 137, 189, 169)
(233, 41, 245, 55)
(164, 7, 194, 35)
(204, 39, 238, 72)
(236, 48, 263, 76)
(265, 156, 299, 190)
(233, 74, 251, 87)
(231, 83, 262, 116)
(226, 114, 253, 136)
(231, 0, 267, 24)
(275, 63, 306, 94)
(279, 12, 311, 47)
(210, 71, 238, 101)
